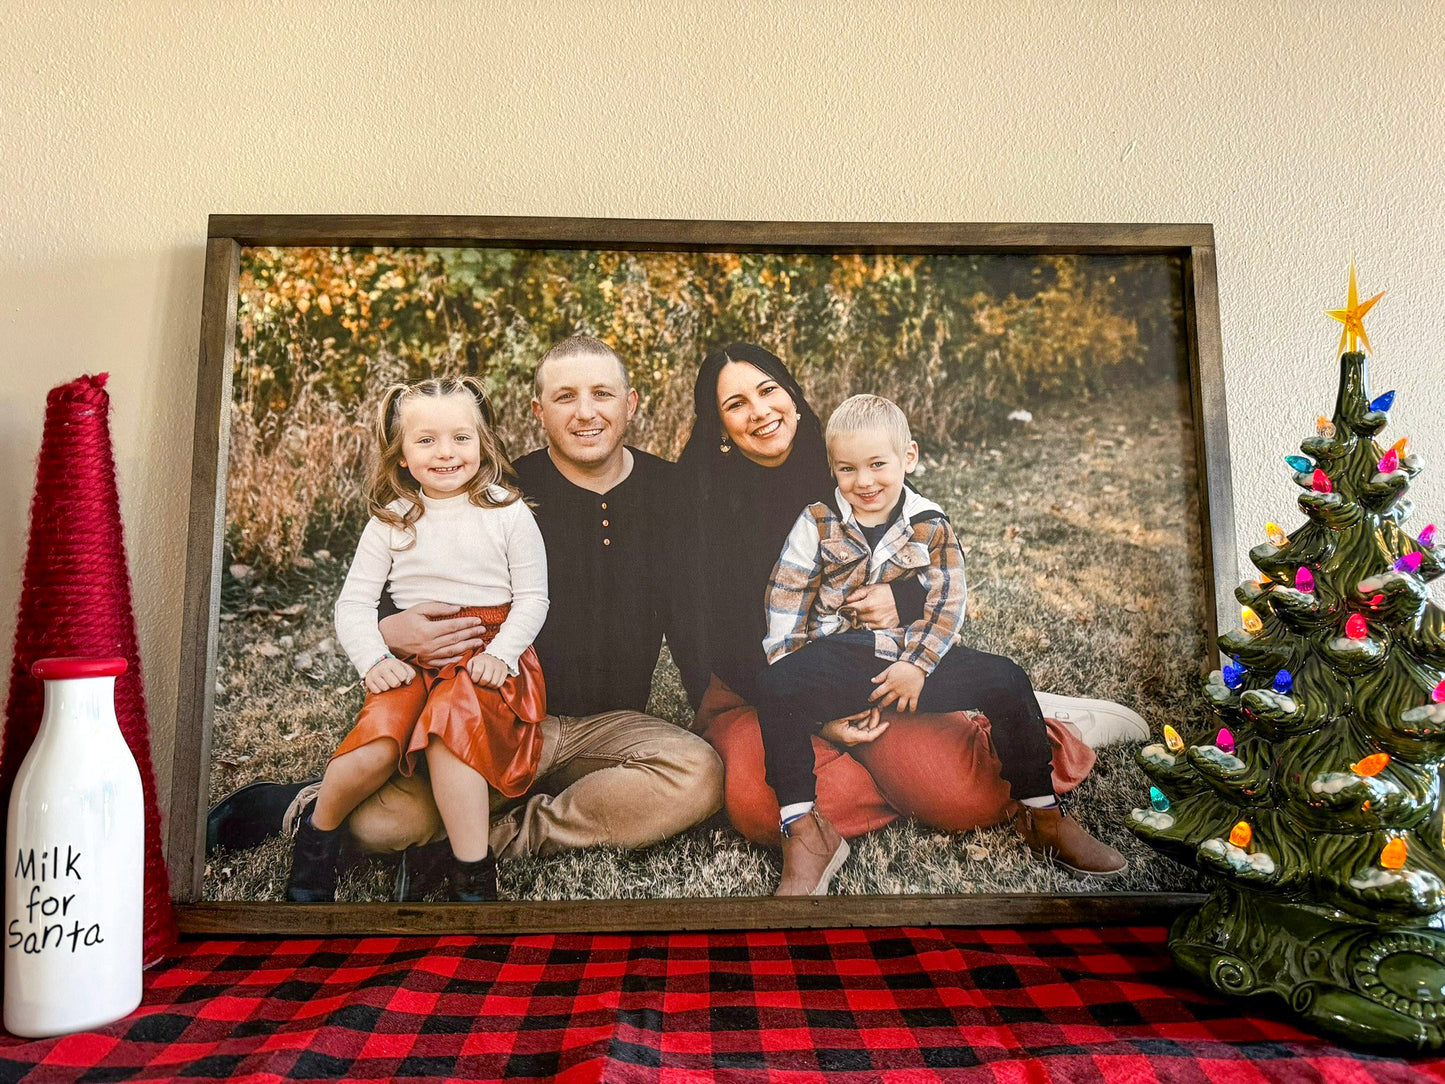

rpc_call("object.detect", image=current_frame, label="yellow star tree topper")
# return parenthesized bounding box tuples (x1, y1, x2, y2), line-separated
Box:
(1326, 262, 1385, 355)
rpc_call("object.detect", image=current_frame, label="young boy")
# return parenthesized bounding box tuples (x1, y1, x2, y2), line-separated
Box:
(757, 394, 1126, 895)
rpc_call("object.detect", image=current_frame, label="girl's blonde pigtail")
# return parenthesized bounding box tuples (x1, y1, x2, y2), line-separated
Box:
(367, 382, 424, 538)
(457, 375, 523, 508)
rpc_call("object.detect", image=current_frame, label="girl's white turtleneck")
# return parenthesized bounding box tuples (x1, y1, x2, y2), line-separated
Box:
(334, 487, 549, 678)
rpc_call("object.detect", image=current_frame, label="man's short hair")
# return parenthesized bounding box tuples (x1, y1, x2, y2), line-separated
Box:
(533, 334, 631, 397)
(825, 394, 913, 458)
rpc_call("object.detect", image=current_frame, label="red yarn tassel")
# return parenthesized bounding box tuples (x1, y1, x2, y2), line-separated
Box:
(0, 373, 177, 966)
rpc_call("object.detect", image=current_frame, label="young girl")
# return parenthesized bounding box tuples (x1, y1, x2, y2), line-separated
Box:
(285, 376, 549, 903)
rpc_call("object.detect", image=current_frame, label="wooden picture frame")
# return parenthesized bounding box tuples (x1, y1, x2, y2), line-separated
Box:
(169, 216, 1233, 935)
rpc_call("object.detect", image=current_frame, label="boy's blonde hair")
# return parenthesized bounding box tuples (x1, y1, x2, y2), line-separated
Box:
(368, 376, 521, 546)
(825, 394, 913, 459)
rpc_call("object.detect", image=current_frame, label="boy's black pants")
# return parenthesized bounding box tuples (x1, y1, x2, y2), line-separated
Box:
(754, 635, 1056, 809)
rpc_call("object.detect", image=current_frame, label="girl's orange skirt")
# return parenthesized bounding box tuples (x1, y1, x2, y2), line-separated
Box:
(332, 604, 547, 798)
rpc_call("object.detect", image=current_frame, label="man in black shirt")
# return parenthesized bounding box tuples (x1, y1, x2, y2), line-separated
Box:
(512, 441, 675, 718)
(345, 336, 723, 864)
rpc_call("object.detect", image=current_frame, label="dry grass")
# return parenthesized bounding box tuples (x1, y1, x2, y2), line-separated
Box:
(226, 350, 551, 576)
(225, 384, 370, 575)
(206, 378, 1209, 903)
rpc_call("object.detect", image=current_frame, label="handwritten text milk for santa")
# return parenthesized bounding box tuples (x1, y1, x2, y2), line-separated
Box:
(4, 658, 143, 1037)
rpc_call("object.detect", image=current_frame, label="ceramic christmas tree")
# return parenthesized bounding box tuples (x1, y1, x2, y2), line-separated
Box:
(1129, 267, 1445, 1051)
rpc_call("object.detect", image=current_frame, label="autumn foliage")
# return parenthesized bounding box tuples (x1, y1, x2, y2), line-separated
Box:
(229, 246, 1182, 573)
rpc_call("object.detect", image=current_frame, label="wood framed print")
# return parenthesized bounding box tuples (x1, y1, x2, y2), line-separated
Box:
(169, 217, 1233, 935)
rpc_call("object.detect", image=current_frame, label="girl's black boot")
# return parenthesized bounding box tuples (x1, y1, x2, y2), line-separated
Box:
(285, 802, 344, 902)
(449, 853, 498, 902)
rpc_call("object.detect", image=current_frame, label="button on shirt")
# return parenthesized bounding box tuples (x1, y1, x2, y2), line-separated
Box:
(514, 447, 677, 716)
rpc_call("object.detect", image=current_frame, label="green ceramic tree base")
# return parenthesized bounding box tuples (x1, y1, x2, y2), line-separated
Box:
(1172, 887, 1445, 1051)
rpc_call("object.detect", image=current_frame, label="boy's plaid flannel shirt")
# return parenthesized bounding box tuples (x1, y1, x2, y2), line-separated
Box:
(762, 485, 967, 674)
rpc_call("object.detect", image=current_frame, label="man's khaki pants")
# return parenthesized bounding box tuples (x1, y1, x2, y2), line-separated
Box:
(341, 710, 724, 858)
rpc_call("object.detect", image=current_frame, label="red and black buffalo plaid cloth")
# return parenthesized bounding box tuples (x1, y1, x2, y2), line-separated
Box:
(0, 926, 1439, 1082)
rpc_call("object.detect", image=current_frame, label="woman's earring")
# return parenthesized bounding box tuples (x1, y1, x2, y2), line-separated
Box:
(720, 436, 732, 454)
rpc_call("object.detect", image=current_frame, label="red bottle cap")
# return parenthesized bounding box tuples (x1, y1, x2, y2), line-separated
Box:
(31, 657, 128, 680)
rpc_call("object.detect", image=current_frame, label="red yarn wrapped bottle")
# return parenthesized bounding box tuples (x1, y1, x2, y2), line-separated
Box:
(0, 374, 176, 966)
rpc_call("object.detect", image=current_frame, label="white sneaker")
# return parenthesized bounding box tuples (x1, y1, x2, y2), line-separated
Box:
(1035, 691, 1149, 748)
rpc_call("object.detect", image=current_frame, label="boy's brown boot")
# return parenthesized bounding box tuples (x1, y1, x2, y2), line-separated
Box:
(1016, 805, 1126, 877)
(776, 809, 850, 896)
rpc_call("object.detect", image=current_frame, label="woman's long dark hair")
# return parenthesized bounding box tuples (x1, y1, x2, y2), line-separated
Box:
(671, 343, 834, 704)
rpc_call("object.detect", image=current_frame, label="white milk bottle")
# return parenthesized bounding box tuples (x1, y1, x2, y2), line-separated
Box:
(4, 657, 143, 1037)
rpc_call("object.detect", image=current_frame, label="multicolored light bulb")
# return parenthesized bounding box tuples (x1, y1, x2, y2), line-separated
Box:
(1295, 567, 1315, 593)
(1433, 679, 1445, 704)
(1369, 593, 1385, 608)
(1285, 455, 1313, 473)
(1391, 438, 1409, 458)
(1229, 822, 1253, 848)
(1149, 787, 1170, 813)
(1379, 448, 1400, 473)
(1163, 725, 1184, 753)
(1242, 607, 1263, 635)
(1316, 416, 1336, 438)
(1421, 524, 1439, 549)
(1346, 613, 1369, 640)
(1353, 753, 1390, 776)
(1311, 469, 1333, 494)
(1370, 391, 1397, 413)
(1222, 657, 1245, 690)
(1395, 552, 1423, 574)
(1265, 522, 1288, 547)
(1216, 727, 1235, 754)
(1272, 669, 1293, 694)
(1381, 837, 1408, 870)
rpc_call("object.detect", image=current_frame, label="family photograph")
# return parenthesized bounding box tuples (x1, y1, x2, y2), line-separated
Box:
(203, 246, 1211, 903)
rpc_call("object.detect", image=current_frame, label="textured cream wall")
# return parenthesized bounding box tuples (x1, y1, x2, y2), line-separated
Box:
(2, 2, 1443, 822)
